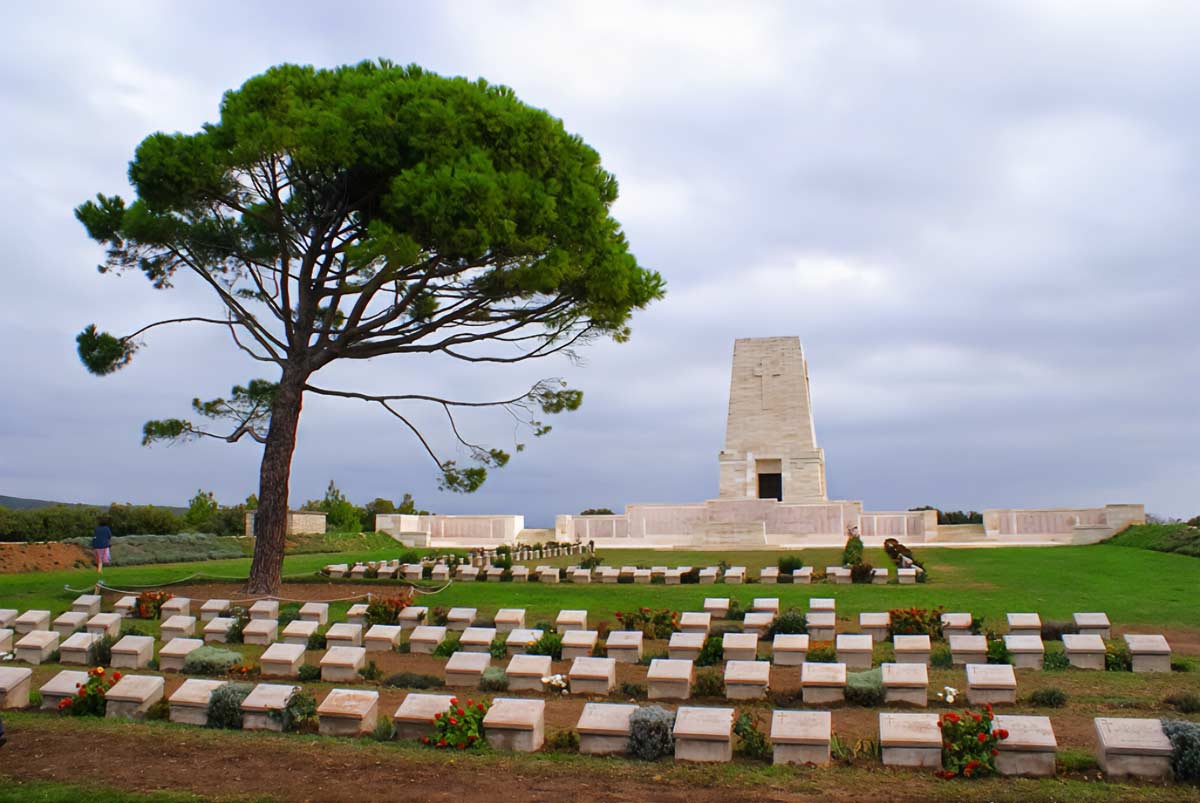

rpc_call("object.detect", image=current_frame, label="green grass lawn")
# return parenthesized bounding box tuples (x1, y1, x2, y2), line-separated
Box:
(2, 539, 1196, 635)
(0, 778, 275, 803)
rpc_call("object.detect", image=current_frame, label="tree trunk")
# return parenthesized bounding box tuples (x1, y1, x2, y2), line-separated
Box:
(246, 369, 308, 595)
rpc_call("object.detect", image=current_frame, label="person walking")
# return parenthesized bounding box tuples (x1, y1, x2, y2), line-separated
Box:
(92, 516, 113, 573)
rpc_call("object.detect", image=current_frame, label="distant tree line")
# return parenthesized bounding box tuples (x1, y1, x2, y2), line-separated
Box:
(909, 506, 984, 525)
(0, 481, 426, 542)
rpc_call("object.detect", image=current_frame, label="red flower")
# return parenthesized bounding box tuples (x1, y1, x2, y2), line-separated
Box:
(996, 729, 1009, 740)
(971, 713, 981, 722)
(477, 703, 486, 712)
(991, 749, 999, 756)
(468, 734, 477, 742)
(438, 739, 447, 747)
(457, 708, 465, 716)
(945, 713, 959, 724)
(420, 736, 430, 744)
(78, 688, 86, 696)
(113, 671, 122, 681)
(434, 712, 442, 720)
(466, 699, 473, 707)
(977, 733, 988, 743)
(449, 717, 458, 726)
(457, 742, 466, 750)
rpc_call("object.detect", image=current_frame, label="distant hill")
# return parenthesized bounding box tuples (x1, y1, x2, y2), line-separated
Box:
(0, 495, 187, 514)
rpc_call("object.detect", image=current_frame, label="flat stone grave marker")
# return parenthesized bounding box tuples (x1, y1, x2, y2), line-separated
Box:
(569, 656, 616, 695)
(261, 642, 307, 678)
(322, 646, 367, 682)
(241, 683, 298, 732)
(793, 567, 813, 584)
(993, 714, 1057, 777)
(742, 612, 775, 636)
(346, 604, 369, 625)
(168, 678, 227, 725)
(893, 634, 931, 664)
(897, 567, 918, 584)
(722, 632, 759, 661)
(871, 567, 889, 584)
(759, 567, 779, 584)
(299, 602, 329, 625)
(801, 661, 846, 704)
(59, 631, 101, 665)
(459, 626, 497, 653)
(483, 697, 545, 752)
(506, 654, 553, 692)
(37, 669, 88, 710)
(724, 566, 746, 584)
(159, 638, 205, 672)
(325, 622, 364, 648)
(242, 619, 278, 646)
(605, 630, 644, 663)
(446, 607, 477, 631)
(772, 634, 809, 666)
(633, 568, 651, 584)
(0, 628, 10, 654)
(161, 597, 191, 618)
(203, 617, 236, 643)
(445, 650, 490, 687)
(577, 702, 637, 755)
(199, 599, 230, 622)
(806, 611, 836, 641)
(111, 635, 155, 669)
(859, 612, 889, 642)
(879, 712, 941, 767)
(248, 600, 279, 621)
(949, 635, 987, 665)
(669, 632, 705, 661)
(1062, 633, 1106, 669)
(725, 660, 770, 700)
(809, 598, 835, 612)
(161, 615, 197, 641)
(431, 565, 450, 582)
(835, 634, 873, 669)
(1003, 635, 1045, 669)
(703, 598, 730, 618)
(882, 662, 928, 707)
(15, 630, 59, 663)
(393, 692, 455, 740)
(673, 706, 734, 762)
(15, 609, 50, 634)
(318, 688, 379, 736)
(1095, 717, 1173, 779)
(52, 611, 88, 637)
(647, 658, 693, 700)
(1073, 612, 1111, 638)
(494, 608, 526, 633)
(1006, 612, 1041, 636)
(364, 624, 403, 652)
(679, 612, 711, 634)
(105, 674, 165, 720)
(71, 594, 102, 617)
(0, 666, 33, 709)
(1123, 634, 1171, 673)
(398, 606, 428, 629)
(751, 598, 780, 614)
(561, 630, 599, 660)
(86, 613, 122, 639)
(555, 609, 588, 633)
(770, 710, 831, 766)
(941, 612, 973, 636)
(698, 567, 718, 584)
(966, 663, 1017, 704)
(113, 596, 137, 618)
(282, 619, 319, 646)
(505, 628, 543, 655)
(826, 566, 851, 584)
(0, 609, 16, 629)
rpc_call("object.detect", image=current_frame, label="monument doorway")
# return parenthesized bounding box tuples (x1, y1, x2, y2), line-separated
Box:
(757, 473, 782, 501)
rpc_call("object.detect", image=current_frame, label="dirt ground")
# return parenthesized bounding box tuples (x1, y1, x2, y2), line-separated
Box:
(0, 541, 89, 573)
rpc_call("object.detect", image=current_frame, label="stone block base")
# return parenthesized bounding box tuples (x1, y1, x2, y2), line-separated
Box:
(669, 648, 700, 662)
(159, 656, 189, 673)
(1098, 752, 1172, 780)
(802, 687, 844, 705)
(111, 653, 152, 670)
(508, 676, 544, 692)
(106, 698, 157, 720)
(725, 682, 766, 700)
(243, 712, 284, 732)
(320, 710, 378, 737)
(1078, 627, 1111, 639)
(966, 688, 1016, 705)
(1010, 654, 1043, 670)
(608, 647, 641, 664)
(321, 666, 361, 683)
(487, 725, 544, 752)
(16, 645, 54, 664)
(997, 750, 1056, 777)
(394, 721, 435, 741)
(952, 652, 985, 666)
(896, 653, 929, 665)
(649, 680, 690, 700)
(882, 746, 940, 768)
(773, 742, 830, 766)
(0, 677, 31, 709)
(169, 704, 209, 726)
(885, 687, 927, 707)
(675, 737, 732, 762)
(808, 627, 834, 641)
(1067, 653, 1104, 670)
(571, 677, 614, 695)
(1131, 655, 1170, 673)
(579, 733, 628, 755)
(445, 671, 483, 688)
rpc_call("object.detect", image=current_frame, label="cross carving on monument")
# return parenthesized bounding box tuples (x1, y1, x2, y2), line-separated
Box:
(753, 356, 784, 410)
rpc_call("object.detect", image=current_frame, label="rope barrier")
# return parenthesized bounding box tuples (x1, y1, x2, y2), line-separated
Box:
(62, 573, 454, 604)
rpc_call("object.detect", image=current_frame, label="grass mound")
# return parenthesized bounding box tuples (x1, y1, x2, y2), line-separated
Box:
(1105, 523, 1200, 558)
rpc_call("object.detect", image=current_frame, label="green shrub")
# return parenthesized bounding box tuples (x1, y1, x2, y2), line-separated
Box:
(1161, 719, 1200, 782)
(224, 608, 250, 644)
(270, 689, 318, 733)
(777, 554, 806, 574)
(619, 682, 647, 700)
(277, 604, 300, 627)
(488, 636, 508, 659)
(479, 667, 508, 692)
(371, 717, 395, 741)
(636, 650, 667, 667)
(1171, 656, 1197, 673)
(734, 711, 771, 760)
(428, 607, 450, 626)
(679, 567, 701, 584)
(614, 608, 678, 639)
(930, 645, 953, 669)
(432, 633, 462, 657)
(1041, 649, 1070, 671)
(726, 599, 747, 622)
(383, 672, 444, 689)
(1030, 687, 1067, 708)
(206, 682, 254, 729)
(849, 561, 875, 584)
(358, 660, 382, 681)
(90, 635, 115, 666)
(1105, 639, 1132, 671)
(845, 668, 885, 707)
(696, 635, 724, 668)
(807, 645, 837, 663)
(28, 690, 43, 708)
(1165, 692, 1200, 714)
(297, 663, 321, 682)
(691, 670, 724, 698)
(183, 646, 243, 675)
(366, 595, 409, 626)
(146, 699, 171, 721)
(527, 632, 564, 661)
(986, 640, 1011, 665)
(889, 607, 944, 639)
(306, 631, 326, 651)
(546, 729, 580, 753)
(628, 705, 675, 760)
(841, 535, 864, 566)
(765, 608, 807, 639)
(1039, 620, 1076, 641)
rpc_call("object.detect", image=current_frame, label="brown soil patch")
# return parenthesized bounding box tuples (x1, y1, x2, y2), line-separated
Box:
(0, 541, 90, 573)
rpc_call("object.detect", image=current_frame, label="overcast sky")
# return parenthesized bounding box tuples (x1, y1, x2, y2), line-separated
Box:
(2, 1, 1198, 526)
